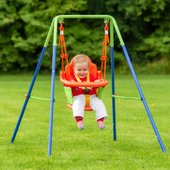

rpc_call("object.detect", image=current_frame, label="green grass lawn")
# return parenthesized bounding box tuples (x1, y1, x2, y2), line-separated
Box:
(0, 74, 169, 170)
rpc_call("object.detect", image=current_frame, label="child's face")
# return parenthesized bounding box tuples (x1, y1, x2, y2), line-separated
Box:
(74, 62, 89, 78)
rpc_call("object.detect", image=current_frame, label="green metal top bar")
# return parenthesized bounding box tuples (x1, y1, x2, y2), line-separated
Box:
(54, 14, 110, 20)
(44, 15, 125, 47)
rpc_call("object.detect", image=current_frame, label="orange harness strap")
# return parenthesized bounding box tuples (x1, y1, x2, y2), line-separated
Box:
(101, 22, 109, 80)
(58, 23, 68, 71)
(75, 73, 90, 107)
(74, 73, 90, 89)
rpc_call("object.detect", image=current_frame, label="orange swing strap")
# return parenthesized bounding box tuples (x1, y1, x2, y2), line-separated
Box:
(58, 22, 69, 71)
(101, 22, 109, 80)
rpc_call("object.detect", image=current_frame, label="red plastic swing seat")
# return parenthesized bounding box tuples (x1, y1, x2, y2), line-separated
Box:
(60, 57, 108, 111)
(60, 57, 108, 87)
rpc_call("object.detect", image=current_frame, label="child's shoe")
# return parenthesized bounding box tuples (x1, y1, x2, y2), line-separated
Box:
(77, 120, 84, 130)
(97, 120, 105, 129)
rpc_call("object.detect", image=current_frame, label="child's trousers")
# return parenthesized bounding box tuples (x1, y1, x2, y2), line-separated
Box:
(72, 94, 108, 120)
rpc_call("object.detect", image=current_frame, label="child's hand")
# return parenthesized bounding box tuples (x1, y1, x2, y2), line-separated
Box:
(94, 79, 101, 83)
(71, 79, 76, 82)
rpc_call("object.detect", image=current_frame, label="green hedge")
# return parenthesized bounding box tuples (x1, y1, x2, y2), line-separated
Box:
(0, 0, 169, 73)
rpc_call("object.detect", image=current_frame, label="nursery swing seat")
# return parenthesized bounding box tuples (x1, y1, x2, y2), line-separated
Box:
(58, 22, 109, 111)
(60, 57, 108, 111)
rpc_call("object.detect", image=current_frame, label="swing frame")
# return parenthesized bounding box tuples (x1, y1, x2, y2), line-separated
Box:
(11, 15, 166, 156)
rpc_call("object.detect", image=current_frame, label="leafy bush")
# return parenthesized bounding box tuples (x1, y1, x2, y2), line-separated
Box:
(0, 0, 169, 73)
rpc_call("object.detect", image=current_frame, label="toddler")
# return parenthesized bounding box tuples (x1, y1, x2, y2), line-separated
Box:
(71, 54, 108, 130)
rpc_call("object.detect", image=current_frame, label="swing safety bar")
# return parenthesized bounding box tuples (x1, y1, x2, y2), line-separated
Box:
(11, 15, 166, 157)
(60, 75, 108, 87)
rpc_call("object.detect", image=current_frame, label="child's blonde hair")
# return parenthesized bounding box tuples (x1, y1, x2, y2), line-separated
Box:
(73, 54, 89, 67)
